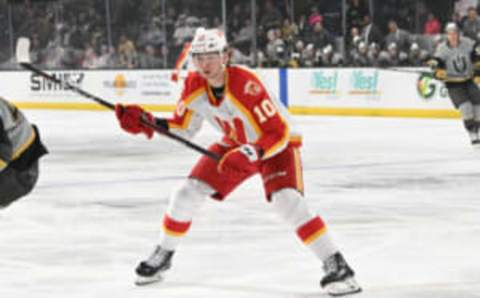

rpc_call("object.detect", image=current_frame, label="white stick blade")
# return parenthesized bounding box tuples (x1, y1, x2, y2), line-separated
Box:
(16, 37, 31, 64)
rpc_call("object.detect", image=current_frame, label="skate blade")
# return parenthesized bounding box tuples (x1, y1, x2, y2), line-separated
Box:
(324, 277, 362, 297)
(135, 273, 164, 286)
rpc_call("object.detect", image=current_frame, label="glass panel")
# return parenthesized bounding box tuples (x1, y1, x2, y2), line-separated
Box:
(0, 0, 11, 69)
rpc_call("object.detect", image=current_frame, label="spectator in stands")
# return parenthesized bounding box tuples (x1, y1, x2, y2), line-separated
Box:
(382, 42, 408, 67)
(319, 44, 343, 67)
(352, 41, 369, 66)
(367, 42, 381, 67)
(96, 45, 117, 69)
(347, 0, 368, 32)
(423, 12, 441, 35)
(407, 42, 428, 66)
(302, 43, 317, 67)
(288, 40, 305, 67)
(309, 22, 333, 52)
(81, 44, 99, 69)
(308, 7, 323, 28)
(385, 20, 411, 52)
(260, 0, 283, 31)
(117, 34, 138, 69)
(138, 44, 163, 69)
(462, 6, 480, 40)
(296, 15, 310, 40)
(173, 14, 190, 46)
(361, 15, 383, 46)
(451, 12, 464, 30)
(265, 29, 285, 66)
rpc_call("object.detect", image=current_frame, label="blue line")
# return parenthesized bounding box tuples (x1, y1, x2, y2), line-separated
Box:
(279, 68, 288, 107)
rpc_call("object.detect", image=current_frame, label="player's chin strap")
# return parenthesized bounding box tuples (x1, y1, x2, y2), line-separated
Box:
(15, 37, 220, 162)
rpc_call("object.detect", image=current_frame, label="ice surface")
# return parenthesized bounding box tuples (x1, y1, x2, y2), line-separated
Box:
(1, 110, 479, 298)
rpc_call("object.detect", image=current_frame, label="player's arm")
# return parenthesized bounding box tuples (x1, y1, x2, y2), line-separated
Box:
(164, 101, 203, 140)
(426, 56, 447, 81)
(115, 74, 204, 140)
(471, 42, 480, 83)
(0, 118, 13, 171)
(218, 83, 290, 176)
(250, 95, 289, 160)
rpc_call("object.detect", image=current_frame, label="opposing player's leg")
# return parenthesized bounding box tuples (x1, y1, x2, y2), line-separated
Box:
(262, 146, 361, 296)
(0, 161, 39, 209)
(466, 82, 480, 146)
(135, 143, 255, 285)
(448, 84, 479, 146)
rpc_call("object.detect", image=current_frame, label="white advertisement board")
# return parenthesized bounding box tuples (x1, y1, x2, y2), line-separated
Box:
(2, 69, 177, 106)
(4, 68, 280, 110)
(287, 68, 454, 110)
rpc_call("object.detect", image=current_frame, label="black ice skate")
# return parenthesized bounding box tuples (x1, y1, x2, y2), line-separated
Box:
(135, 245, 175, 286)
(468, 130, 480, 148)
(320, 252, 362, 297)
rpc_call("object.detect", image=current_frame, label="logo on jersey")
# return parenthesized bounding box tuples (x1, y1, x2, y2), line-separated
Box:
(417, 73, 436, 100)
(244, 80, 262, 96)
(452, 55, 467, 73)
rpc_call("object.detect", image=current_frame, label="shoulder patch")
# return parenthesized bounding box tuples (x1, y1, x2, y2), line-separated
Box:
(244, 80, 262, 96)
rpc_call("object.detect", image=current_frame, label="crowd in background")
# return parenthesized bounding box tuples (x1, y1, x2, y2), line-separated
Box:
(0, 0, 479, 69)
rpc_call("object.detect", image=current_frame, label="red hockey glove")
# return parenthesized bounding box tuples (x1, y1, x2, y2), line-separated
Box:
(170, 72, 179, 82)
(218, 144, 261, 177)
(115, 104, 154, 139)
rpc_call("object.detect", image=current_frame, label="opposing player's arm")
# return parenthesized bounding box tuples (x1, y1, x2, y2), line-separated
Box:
(426, 56, 447, 81)
(0, 119, 13, 171)
(471, 42, 480, 83)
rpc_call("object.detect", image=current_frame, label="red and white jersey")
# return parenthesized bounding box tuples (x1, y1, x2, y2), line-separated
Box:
(167, 65, 302, 159)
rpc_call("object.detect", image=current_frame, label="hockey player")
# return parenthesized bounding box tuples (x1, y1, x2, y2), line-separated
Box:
(115, 28, 361, 296)
(428, 22, 480, 146)
(0, 97, 48, 208)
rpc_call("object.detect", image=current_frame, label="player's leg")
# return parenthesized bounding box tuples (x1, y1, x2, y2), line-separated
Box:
(0, 161, 39, 208)
(447, 83, 479, 145)
(135, 143, 256, 285)
(261, 146, 361, 296)
(135, 177, 214, 285)
(466, 81, 480, 145)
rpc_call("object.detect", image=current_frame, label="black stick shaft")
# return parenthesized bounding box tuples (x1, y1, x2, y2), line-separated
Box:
(20, 63, 220, 161)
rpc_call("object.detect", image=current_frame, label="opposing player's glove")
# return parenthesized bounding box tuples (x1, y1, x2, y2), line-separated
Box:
(218, 144, 262, 177)
(115, 104, 154, 139)
(426, 58, 447, 81)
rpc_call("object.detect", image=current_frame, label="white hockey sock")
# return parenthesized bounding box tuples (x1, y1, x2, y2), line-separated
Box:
(271, 188, 338, 262)
(159, 178, 213, 251)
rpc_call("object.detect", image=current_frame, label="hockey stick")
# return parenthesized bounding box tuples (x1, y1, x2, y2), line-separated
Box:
(15, 37, 220, 161)
(380, 67, 432, 76)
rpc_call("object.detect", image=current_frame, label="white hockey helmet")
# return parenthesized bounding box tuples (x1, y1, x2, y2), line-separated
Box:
(190, 27, 227, 55)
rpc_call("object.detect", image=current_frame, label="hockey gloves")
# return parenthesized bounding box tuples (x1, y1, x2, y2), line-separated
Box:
(218, 144, 261, 177)
(115, 104, 154, 139)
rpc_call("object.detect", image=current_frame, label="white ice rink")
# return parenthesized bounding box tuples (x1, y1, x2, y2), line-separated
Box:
(1, 110, 480, 298)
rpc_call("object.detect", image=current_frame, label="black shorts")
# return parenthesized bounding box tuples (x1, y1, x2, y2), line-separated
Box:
(446, 80, 480, 108)
(0, 161, 39, 208)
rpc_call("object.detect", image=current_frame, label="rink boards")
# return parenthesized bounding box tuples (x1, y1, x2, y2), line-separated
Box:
(2, 68, 459, 118)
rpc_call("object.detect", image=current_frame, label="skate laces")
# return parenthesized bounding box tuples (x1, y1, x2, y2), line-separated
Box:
(324, 253, 346, 275)
(146, 246, 171, 267)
